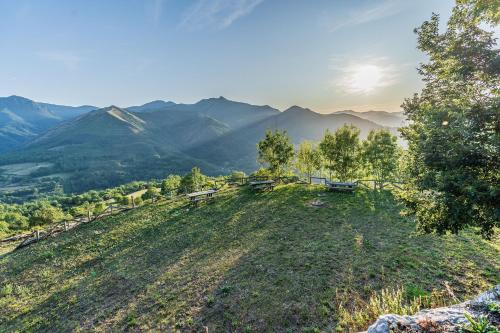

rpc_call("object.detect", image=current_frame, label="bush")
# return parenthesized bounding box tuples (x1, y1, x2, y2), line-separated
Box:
(0, 220, 10, 235)
(161, 175, 182, 196)
(133, 196, 143, 206)
(29, 202, 66, 227)
(231, 171, 246, 182)
(334, 286, 452, 331)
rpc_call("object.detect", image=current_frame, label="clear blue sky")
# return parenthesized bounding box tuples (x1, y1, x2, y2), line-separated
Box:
(0, 0, 456, 112)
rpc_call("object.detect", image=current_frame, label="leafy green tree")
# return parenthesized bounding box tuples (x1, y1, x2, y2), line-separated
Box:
(231, 171, 247, 182)
(161, 175, 182, 196)
(320, 125, 361, 181)
(142, 185, 160, 202)
(399, 1, 499, 238)
(295, 140, 322, 181)
(78, 202, 95, 222)
(180, 167, 205, 193)
(93, 202, 106, 215)
(257, 129, 295, 178)
(3, 212, 29, 230)
(118, 195, 131, 206)
(29, 202, 66, 227)
(362, 130, 399, 189)
(319, 130, 336, 180)
(251, 168, 272, 178)
(133, 196, 143, 206)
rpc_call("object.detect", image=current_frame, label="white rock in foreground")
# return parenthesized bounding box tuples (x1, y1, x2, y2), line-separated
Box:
(365, 285, 500, 333)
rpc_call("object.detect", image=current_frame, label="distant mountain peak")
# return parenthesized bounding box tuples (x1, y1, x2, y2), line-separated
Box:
(283, 105, 314, 113)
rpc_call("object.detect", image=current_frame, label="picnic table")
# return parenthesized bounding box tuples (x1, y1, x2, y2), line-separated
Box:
(186, 189, 217, 205)
(326, 181, 357, 192)
(249, 180, 275, 191)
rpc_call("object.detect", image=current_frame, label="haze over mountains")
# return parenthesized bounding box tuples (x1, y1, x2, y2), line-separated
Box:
(0, 95, 406, 196)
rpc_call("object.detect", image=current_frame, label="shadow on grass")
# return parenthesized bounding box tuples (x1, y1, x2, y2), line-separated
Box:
(0, 185, 497, 332)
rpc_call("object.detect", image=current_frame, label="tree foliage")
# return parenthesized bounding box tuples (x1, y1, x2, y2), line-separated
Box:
(320, 125, 361, 182)
(295, 140, 322, 180)
(29, 202, 66, 227)
(399, 1, 499, 238)
(362, 130, 399, 189)
(257, 129, 295, 178)
(161, 175, 182, 196)
(180, 167, 205, 193)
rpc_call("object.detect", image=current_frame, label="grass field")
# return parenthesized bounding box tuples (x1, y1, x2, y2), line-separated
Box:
(0, 184, 498, 332)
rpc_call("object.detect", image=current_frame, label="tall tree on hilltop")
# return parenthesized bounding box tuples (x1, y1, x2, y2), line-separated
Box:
(295, 140, 322, 181)
(320, 125, 361, 182)
(180, 167, 205, 193)
(362, 129, 399, 189)
(319, 130, 336, 180)
(399, 0, 499, 238)
(257, 129, 295, 178)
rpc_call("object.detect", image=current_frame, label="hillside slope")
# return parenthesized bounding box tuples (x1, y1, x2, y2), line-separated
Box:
(1, 185, 497, 332)
(186, 106, 392, 171)
(0, 96, 96, 152)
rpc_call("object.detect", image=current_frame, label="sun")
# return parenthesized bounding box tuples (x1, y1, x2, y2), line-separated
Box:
(339, 63, 395, 95)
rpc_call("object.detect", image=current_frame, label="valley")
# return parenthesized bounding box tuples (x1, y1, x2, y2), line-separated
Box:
(0, 95, 405, 201)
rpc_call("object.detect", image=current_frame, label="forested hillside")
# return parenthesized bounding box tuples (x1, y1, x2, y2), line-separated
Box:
(0, 98, 400, 200)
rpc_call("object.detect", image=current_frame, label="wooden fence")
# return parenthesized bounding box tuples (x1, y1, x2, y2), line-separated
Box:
(3, 175, 403, 251)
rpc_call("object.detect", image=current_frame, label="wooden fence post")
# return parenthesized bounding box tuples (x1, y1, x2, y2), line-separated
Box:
(35, 230, 40, 241)
(64, 221, 68, 231)
(132, 196, 136, 208)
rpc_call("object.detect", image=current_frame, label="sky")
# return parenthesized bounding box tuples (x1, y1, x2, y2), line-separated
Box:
(0, 0, 457, 113)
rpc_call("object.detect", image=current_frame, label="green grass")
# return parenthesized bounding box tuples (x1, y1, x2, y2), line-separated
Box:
(0, 185, 498, 332)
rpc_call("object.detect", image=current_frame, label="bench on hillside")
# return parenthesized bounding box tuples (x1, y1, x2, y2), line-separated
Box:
(249, 180, 275, 191)
(186, 189, 217, 205)
(326, 181, 357, 192)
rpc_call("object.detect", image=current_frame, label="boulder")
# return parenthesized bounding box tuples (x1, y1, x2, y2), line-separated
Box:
(365, 285, 500, 332)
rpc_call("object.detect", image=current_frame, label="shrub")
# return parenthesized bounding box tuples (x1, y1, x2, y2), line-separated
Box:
(334, 286, 452, 331)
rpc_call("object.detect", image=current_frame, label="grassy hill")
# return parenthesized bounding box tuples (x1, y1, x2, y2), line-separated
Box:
(1, 185, 498, 332)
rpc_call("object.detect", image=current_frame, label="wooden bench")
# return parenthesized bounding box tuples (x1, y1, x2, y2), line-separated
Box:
(325, 181, 357, 192)
(249, 180, 275, 191)
(186, 189, 217, 205)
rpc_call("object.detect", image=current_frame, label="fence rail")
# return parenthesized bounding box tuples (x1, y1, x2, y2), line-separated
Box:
(3, 175, 403, 251)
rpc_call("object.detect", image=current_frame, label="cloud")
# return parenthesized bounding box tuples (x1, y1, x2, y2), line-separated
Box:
(148, 0, 165, 23)
(331, 56, 399, 95)
(37, 51, 82, 71)
(326, 0, 404, 32)
(180, 0, 263, 30)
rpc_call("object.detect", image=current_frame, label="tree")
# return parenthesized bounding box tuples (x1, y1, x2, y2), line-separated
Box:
(362, 129, 399, 189)
(180, 167, 205, 193)
(295, 140, 322, 181)
(142, 185, 160, 203)
(231, 171, 246, 182)
(161, 175, 182, 196)
(399, 1, 499, 238)
(257, 129, 295, 178)
(29, 202, 66, 227)
(320, 125, 361, 181)
(77, 202, 95, 222)
(319, 130, 336, 180)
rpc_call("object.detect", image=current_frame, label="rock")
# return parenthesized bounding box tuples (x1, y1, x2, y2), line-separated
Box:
(365, 285, 500, 333)
(308, 199, 326, 207)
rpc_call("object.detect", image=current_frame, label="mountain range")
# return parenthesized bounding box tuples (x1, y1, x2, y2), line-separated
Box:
(0, 95, 407, 195)
(0, 95, 97, 153)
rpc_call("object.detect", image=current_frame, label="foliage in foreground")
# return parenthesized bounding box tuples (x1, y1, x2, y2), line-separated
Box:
(399, 0, 499, 238)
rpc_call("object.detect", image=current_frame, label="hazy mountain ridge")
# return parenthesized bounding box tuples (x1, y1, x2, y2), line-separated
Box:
(0, 95, 405, 194)
(0, 95, 97, 153)
(185, 105, 392, 171)
(332, 110, 407, 128)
